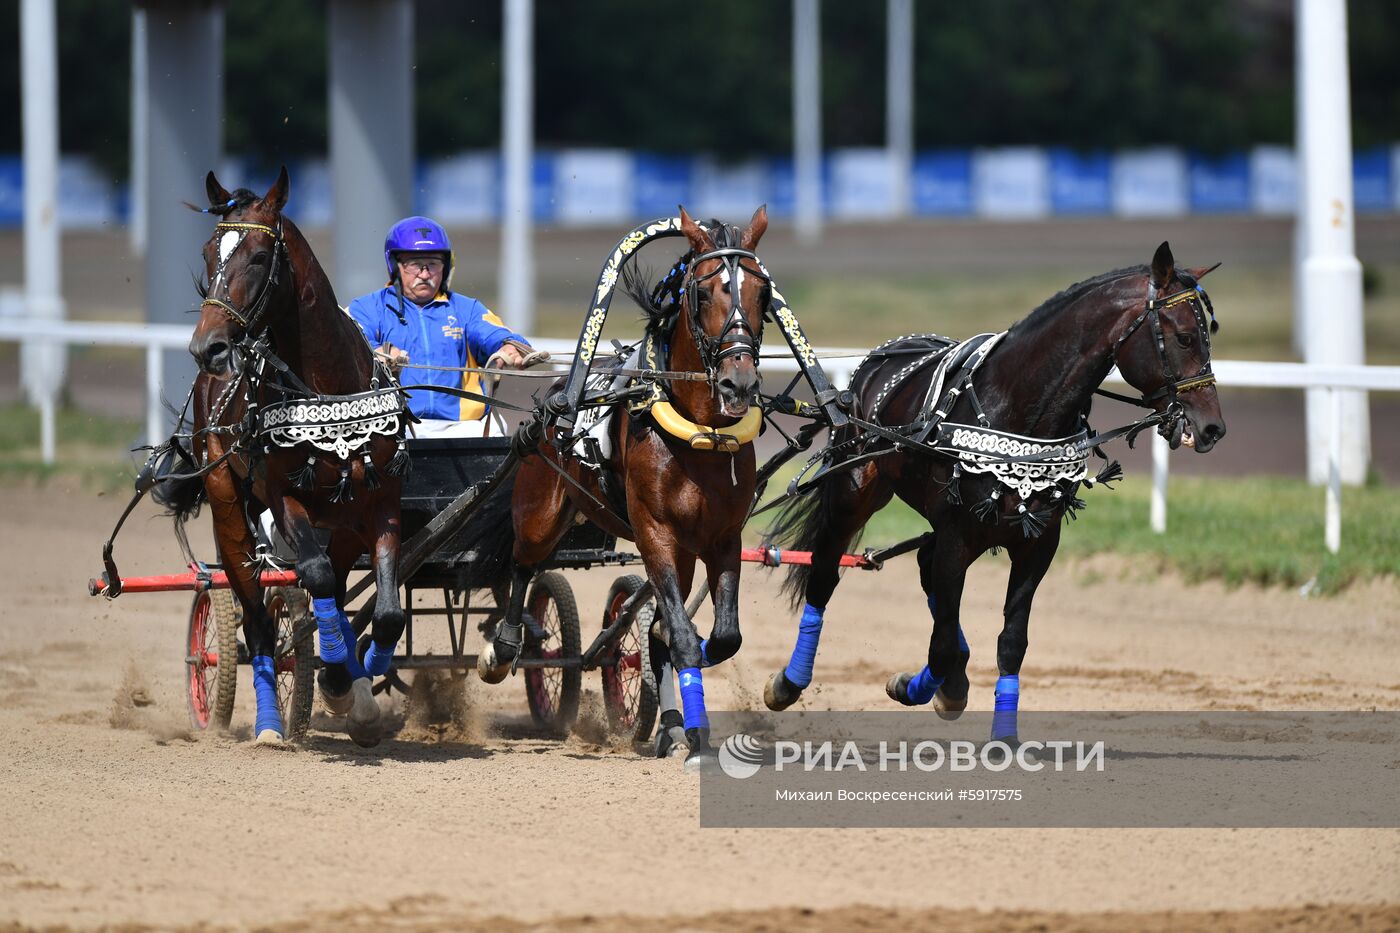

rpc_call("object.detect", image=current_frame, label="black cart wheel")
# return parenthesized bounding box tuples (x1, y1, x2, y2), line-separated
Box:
(522, 571, 581, 734)
(265, 586, 316, 741)
(186, 588, 240, 731)
(599, 574, 658, 746)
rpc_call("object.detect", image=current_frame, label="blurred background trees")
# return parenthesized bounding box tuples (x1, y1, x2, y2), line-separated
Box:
(0, 0, 1396, 175)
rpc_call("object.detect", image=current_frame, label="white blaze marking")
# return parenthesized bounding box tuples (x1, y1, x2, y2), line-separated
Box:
(218, 231, 240, 264)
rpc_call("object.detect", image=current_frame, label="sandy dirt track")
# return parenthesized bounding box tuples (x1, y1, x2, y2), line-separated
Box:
(1, 479, 1398, 931)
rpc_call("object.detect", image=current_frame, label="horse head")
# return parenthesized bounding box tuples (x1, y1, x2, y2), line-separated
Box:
(189, 167, 291, 377)
(677, 205, 769, 419)
(1112, 242, 1227, 452)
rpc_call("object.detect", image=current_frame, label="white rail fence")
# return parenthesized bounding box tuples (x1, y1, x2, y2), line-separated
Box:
(3, 319, 1397, 554)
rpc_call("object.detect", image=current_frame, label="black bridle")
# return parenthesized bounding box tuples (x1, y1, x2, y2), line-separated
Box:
(200, 218, 287, 337)
(1105, 273, 1218, 417)
(682, 243, 769, 377)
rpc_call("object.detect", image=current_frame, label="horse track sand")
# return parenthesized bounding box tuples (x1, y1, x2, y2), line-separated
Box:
(0, 480, 1397, 932)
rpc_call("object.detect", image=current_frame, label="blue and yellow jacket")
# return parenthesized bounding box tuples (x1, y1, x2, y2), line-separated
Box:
(347, 287, 526, 421)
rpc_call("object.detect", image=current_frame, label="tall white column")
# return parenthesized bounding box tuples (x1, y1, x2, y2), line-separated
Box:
(129, 8, 148, 257)
(329, 0, 414, 304)
(1298, 0, 1368, 484)
(499, 0, 535, 335)
(792, 0, 822, 244)
(20, 0, 65, 406)
(886, 0, 914, 218)
(142, 2, 223, 419)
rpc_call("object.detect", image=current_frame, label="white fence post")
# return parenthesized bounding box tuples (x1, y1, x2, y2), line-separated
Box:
(146, 342, 164, 449)
(39, 389, 55, 465)
(1326, 387, 1342, 553)
(1151, 431, 1169, 534)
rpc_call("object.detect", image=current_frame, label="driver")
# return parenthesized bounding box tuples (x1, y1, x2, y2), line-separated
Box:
(347, 215, 546, 437)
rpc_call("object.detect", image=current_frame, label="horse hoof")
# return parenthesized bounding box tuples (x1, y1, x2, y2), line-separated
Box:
(476, 644, 511, 685)
(320, 684, 354, 717)
(254, 729, 285, 746)
(886, 672, 916, 707)
(933, 687, 968, 720)
(346, 679, 382, 748)
(655, 724, 688, 759)
(683, 747, 720, 774)
(763, 671, 802, 711)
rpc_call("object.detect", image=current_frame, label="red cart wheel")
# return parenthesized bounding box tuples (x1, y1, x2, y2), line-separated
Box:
(264, 587, 315, 741)
(522, 571, 581, 734)
(186, 588, 239, 731)
(599, 574, 658, 746)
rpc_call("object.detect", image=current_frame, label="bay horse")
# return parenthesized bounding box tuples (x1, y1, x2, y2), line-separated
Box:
(476, 207, 770, 765)
(763, 242, 1226, 742)
(161, 168, 407, 747)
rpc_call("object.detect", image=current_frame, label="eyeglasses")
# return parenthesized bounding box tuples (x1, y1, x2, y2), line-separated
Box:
(398, 257, 444, 274)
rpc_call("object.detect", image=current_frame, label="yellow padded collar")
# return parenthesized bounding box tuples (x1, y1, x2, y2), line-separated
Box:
(650, 401, 761, 452)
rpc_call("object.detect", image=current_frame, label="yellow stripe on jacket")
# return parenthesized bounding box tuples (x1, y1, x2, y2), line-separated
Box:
(460, 310, 507, 421)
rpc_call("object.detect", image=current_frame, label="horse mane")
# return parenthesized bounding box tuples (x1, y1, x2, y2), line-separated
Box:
(619, 219, 742, 335)
(1008, 264, 1148, 337)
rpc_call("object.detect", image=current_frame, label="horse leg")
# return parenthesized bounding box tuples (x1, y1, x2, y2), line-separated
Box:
(992, 526, 1061, 744)
(698, 537, 742, 668)
(916, 533, 972, 720)
(477, 561, 534, 685)
(886, 530, 974, 710)
(478, 460, 576, 684)
(765, 462, 891, 711)
(278, 500, 369, 732)
(206, 475, 283, 744)
(361, 505, 405, 681)
(642, 547, 708, 763)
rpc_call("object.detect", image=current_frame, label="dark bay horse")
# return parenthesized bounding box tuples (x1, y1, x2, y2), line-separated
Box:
(764, 243, 1226, 741)
(162, 168, 407, 747)
(477, 207, 770, 764)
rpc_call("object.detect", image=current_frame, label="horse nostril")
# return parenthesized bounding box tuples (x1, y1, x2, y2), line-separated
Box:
(1204, 422, 1225, 440)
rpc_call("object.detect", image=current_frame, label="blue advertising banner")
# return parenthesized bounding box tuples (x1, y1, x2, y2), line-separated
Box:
(1048, 149, 1111, 215)
(0, 156, 23, 226)
(633, 154, 691, 219)
(1189, 152, 1251, 213)
(1353, 146, 1392, 213)
(912, 151, 971, 217)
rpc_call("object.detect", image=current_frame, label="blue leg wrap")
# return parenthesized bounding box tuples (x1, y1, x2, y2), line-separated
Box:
(678, 667, 709, 731)
(251, 655, 283, 737)
(314, 597, 346, 664)
(699, 639, 712, 668)
(905, 666, 945, 705)
(926, 595, 969, 654)
(783, 603, 825, 688)
(992, 674, 1020, 740)
(364, 639, 396, 678)
(336, 612, 367, 680)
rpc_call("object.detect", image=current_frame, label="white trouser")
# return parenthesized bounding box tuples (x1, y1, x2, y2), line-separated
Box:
(410, 414, 505, 439)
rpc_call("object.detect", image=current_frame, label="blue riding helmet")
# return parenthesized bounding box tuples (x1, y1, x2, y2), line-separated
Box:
(384, 216, 455, 291)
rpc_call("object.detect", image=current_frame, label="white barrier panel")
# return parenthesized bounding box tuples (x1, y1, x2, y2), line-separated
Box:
(552, 149, 632, 226)
(1112, 148, 1188, 217)
(972, 147, 1049, 219)
(420, 152, 498, 226)
(828, 148, 898, 220)
(689, 157, 774, 221)
(58, 156, 118, 230)
(1250, 145, 1298, 216)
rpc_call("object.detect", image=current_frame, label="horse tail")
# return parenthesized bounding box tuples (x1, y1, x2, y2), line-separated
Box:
(145, 436, 207, 565)
(762, 428, 867, 612)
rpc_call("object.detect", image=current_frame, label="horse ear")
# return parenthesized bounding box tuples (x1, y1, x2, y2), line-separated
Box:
(206, 171, 232, 208)
(263, 165, 290, 213)
(1187, 261, 1222, 280)
(1150, 241, 1175, 288)
(679, 205, 714, 254)
(741, 204, 769, 251)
